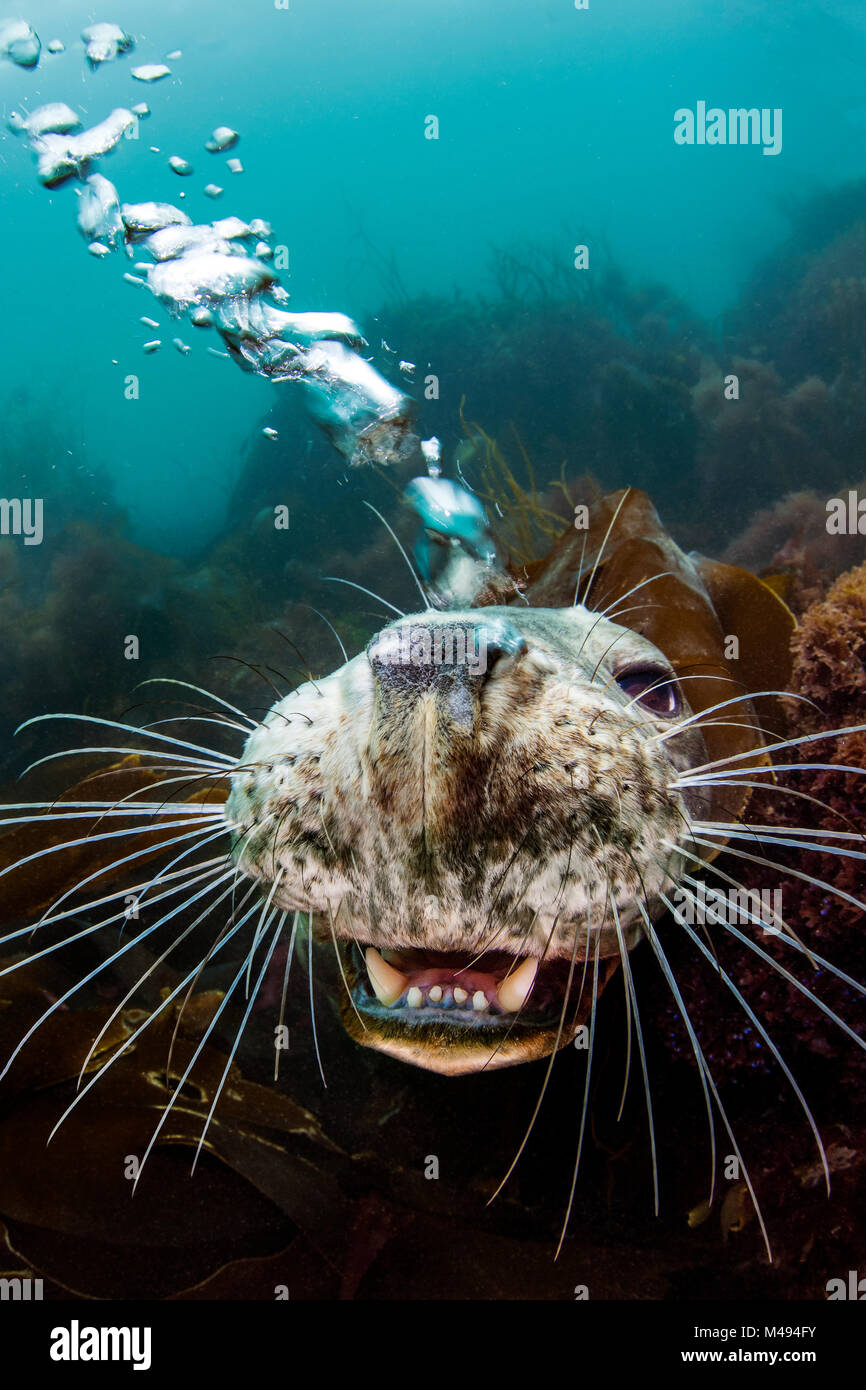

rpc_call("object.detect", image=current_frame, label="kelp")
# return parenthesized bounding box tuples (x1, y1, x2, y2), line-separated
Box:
(457, 401, 572, 566)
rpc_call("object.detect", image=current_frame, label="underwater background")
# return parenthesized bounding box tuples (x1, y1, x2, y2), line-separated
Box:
(0, 0, 864, 1301)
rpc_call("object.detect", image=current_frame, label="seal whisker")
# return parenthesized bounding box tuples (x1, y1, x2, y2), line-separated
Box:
(591, 569, 678, 622)
(633, 899, 777, 1256)
(486, 912, 570, 1190)
(663, 886, 833, 1195)
(136, 678, 260, 729)
(612, 893, 659, 1216)
(597, 601, 669, 625)
(326, 900, 367, 1032)
(140, 714, 250, 738)
(274, 910, 301, 1081)
(79, 873, 259, 1088)
(308, 907, 327, 1089)
(20, 748, 231, 781)
(691, 824, 866, 863)
(661, 711, 858, 761)
(572, 526, 589, 607)
(323, 575, 406, 617)
(245, 868, 285, 998)
(0, 803, 222, 824)
(576, 487, 631, 609)
(2, 863, 232, 1084)
(293, 604, 350, 666)
(123, 693, 253, 734)
(666, 876, 862, 1059)
(675, 761, 866, 786)
(164, 871, 260, 1083)
(213, 653, 290, 703)
(191, 909, 289, 1174)
(268, 628, 326, 696)
(555, 932, 602, 1259)
(363, 501, 432, 611)
(610, 894, 634, 1122)
(130, 901, 284, 1191)
(47, 889, 267, 1149)
(0, 814, 225, 896)
(641, 865, 720, 1181)
(694, 820, 866, 843)
(672, 842, 858, 995)
(666, 834, 866, 921)
(15, 713, 236, 766)
(18, 820, 230, 941)
(675, 863, 866, 1007)
(0, 857, 226, 960)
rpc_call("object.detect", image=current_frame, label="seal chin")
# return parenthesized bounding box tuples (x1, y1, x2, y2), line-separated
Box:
(336, 941, 621, 1073)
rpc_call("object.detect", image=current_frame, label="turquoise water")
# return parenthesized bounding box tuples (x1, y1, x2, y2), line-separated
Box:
(1, 0, 864, 551)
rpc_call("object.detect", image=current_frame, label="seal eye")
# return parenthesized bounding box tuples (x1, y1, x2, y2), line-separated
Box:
(614, 663, 681, 717)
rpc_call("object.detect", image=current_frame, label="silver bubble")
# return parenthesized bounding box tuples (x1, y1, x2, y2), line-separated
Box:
(132, 63, 171, 82)
(148, 250, 275, 310)
(9, 104, 81, 140)
(82, 22, 133, 68)
(1, 18, 41, 69)
(205, 126, 239, 152)
(122, 201, 192, 238)
(77, 173, 124, 248)
(33, 108, 136, 187)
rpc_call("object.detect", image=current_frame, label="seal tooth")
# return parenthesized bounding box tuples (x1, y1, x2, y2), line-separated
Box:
(428, 985, 443, 1003)
(497, 957, 538, 1013)
(365, 946, 407, 1007)
(406, 985, 423, 1009)
(453, 987, 468, 1005)
(472, 990, 487, 1012)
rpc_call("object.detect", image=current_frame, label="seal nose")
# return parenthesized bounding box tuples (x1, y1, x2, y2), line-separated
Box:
(368, 617, 525, 723)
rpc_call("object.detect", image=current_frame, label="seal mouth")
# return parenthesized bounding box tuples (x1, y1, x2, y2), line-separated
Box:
(359, 946, 560, 1023)
(337, 940, 614, 1074)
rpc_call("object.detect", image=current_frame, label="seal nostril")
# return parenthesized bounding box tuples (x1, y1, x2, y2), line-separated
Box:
(477, 617, 527, 676)
(368, 616, 527, 700)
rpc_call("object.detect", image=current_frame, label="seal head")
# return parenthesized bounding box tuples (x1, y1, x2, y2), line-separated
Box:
(227, 605, 708, 1074)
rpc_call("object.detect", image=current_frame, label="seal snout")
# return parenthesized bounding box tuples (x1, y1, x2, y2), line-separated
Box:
(367, 614, 527, 725)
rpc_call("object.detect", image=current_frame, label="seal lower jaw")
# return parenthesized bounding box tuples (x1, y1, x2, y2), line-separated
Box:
(337, 941, 622, 1073)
